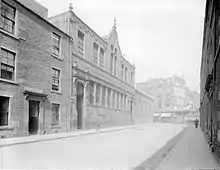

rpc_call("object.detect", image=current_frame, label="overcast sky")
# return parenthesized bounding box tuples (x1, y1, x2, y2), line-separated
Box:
(37, 0, 205, 92)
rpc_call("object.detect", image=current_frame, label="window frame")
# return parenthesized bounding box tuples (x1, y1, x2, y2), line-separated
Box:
(99, 47, 105, 69)
(0, 0, 16, 35)
(52, 32, 61, 57)
(51, 67, 61, 92)
(51, 103, 60, 126)
(93, 42, 99, 65)
(0, 95, 11, 127)
(77, 30, 85, 58)
(0, 47, 16, 81)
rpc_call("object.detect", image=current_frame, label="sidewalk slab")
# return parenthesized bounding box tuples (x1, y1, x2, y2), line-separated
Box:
(0, 123, 157, 147)
(156, 125, 220, 170)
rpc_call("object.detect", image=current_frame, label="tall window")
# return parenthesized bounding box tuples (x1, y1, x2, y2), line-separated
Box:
(121, 64, 124, 80)
(0, 48, 15, 81)
(93, 43, 98, 65)
(111, 54, 114, 74)
(52, 68, 60, 91)
(52, 33, 61, 56)
(131, 71, 133, 84)
(89, 82, 94, 105)
(0, 1, 16, 34)
(102, 87, 106, 106)
(52, 104, 59, 125)
(96, 84, 100, 104)
(99, 48, 105, 69)
(77, 30, 84, 58)
(125, 67, 128, 82)
(114, 56, 117, 75)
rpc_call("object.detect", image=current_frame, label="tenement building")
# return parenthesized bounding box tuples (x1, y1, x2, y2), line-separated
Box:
(49, 4, 136, 129)
(0, 0, 72, 138)
(200, 0, 220, 161)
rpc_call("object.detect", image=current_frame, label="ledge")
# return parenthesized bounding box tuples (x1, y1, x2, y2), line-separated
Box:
(0, 78, 19, 85)
(51, 125, 62, 129)
(51, 90, 63, 95)
(0, 126, 14, 131)
(51, 54, 64, 61)
(0, 29, 19, 40)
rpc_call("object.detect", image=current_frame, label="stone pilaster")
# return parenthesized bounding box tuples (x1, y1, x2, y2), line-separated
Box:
(105, 87, 108, 107)
(83, 81, 89, 129)
(93, 83, 97, 105)
(100, 85, 103, 106)
(70, 77, 78, 131)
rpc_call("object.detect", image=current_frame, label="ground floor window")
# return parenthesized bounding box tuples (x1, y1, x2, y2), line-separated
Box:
(52, 103, 60, 125)
(0, 96, 9, 126)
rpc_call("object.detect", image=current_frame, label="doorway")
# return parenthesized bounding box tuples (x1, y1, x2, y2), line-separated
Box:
(28, 100, 40, 134)
(76, 82, 84, 129)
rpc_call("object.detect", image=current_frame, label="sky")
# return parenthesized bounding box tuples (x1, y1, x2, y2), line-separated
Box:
(37, 0, 206, 92)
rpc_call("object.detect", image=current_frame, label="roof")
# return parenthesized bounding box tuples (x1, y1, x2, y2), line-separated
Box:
(50, 10, 107, 45)
(14, 0, 71, 38)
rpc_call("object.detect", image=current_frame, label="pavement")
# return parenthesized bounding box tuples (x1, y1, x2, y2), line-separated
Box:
(156, 125, 220, 170)
(0, 123, 186, 170)
(0, 123, 155, 147)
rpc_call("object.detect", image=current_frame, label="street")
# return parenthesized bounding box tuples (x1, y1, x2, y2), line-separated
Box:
(0, 123, 185, 169)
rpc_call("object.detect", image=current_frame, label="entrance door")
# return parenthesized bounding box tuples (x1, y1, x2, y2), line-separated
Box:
(76, 82, 84, 129)
(28, 100, 40, 134)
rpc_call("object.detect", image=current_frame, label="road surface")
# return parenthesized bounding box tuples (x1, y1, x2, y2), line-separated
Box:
(0, 123, 185, 169)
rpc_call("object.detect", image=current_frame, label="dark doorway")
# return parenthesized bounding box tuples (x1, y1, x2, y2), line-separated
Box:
(76, 82, 84, 129)
(28, 100, 40, 134)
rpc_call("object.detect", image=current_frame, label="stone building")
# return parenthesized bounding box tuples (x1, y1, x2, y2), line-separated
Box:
(0, 0, 72, 138)
(200, 0, 220, 157)
(49, 4, 136, 129)
(137, 75, 188, 114)
(134, 89, 155, 124)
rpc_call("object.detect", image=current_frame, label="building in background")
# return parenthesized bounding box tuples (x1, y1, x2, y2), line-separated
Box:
(134, 89, 155, 124)
(49, 4, 136, 130)
(137, 75, 199, 120)
(0, 0, 72, 138)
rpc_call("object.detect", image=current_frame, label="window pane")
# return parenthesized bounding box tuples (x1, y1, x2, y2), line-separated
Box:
(52, 104, 59, 125)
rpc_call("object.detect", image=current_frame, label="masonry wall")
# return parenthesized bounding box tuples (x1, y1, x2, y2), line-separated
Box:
(134, 90, 154, 124)
(0, 0, 71, 137)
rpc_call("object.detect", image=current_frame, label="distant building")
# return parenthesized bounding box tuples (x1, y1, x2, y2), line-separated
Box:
(134, 89, 155, 124)
(137, 75, 188, 114)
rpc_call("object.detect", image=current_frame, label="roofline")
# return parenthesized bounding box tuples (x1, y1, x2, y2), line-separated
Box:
(135, 89, 155, 101)
(122, 56, 135, 69)
(50, 10, 107, 45)
(14, 0, 71, 39)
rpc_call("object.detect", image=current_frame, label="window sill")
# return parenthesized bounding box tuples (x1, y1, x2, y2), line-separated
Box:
(51, 54, 64, 61)
(51, 125, 61, 129)
(51, 90, 63, 95)
(0, 78, 19, 85)
(0, 126, 14, 131)
(0, 29, 19, 40)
